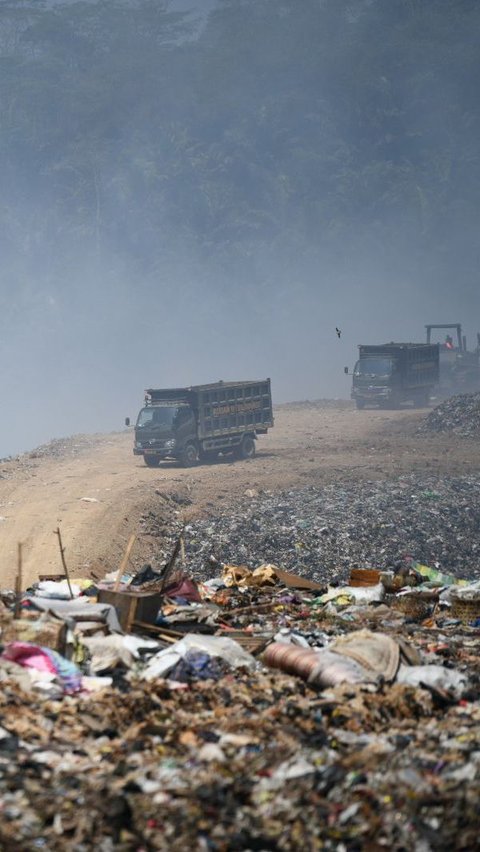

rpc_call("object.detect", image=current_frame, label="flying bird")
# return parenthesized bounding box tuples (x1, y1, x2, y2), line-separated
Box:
(336, 327, 341, 338)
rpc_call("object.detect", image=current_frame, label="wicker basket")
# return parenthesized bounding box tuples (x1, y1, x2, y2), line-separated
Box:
(388, 595, 431, 620)
(451, 597, 480, 624)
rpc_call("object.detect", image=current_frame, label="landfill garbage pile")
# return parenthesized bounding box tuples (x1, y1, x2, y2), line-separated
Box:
(419, 392, 480, 438)
(178, 474, 480, 583)
(0, 558, 479, 850)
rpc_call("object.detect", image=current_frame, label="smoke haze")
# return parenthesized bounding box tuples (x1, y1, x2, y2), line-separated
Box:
(1, 0, 479, 456)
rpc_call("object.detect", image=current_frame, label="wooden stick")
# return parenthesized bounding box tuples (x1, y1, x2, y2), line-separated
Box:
(132, 620, 185, 642)
(115, 534, 137, 591)
(54, 527, 74, 599)
(14, 542, 23, 619)
(132, 621, 180, 641)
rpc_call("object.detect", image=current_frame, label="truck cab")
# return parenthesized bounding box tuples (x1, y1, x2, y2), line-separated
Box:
(354, 355, 393, 406)
(134, 403, 197, 467)
(352, 354, 398, 408)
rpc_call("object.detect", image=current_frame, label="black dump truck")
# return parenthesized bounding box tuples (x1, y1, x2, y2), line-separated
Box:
(348, 343, 439, 409)
(127, 379, 274, 467)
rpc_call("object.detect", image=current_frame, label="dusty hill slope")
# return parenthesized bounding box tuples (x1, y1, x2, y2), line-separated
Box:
(0, 404, 477, 587)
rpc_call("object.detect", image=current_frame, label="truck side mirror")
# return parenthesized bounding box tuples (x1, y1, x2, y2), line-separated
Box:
(125, 417, 130, 427)
(344, 367, 349, 374)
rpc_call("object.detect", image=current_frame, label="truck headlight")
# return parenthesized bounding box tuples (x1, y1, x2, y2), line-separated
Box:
(164, 439, 175, 448)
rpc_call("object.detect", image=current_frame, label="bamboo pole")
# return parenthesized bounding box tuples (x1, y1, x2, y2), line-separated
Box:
(53, 527, 74, 599)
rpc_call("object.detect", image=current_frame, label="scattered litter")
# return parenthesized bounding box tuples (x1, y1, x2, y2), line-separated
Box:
(0, 482, 479, 848)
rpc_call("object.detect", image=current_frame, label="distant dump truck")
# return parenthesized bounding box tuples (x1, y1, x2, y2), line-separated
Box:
(347, 343, 439, 409)
(127, 380, 274, 467)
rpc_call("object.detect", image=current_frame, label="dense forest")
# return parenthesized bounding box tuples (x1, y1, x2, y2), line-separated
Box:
(1, 0, 479, 450)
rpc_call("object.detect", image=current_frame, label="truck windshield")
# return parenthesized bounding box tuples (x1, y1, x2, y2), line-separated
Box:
(355, 358, 393, 377)
(136, 407, 180, 428)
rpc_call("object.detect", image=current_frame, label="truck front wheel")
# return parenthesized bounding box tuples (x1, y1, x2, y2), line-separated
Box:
(237, 435, 256, 459)
(144, 455, 160, 468)
(180, 442, 199, 467)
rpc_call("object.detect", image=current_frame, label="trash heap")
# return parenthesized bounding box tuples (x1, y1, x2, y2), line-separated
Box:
(178, 474, 480, 582)
(419, 392, 480, 438)
(0, 552, 479, 849)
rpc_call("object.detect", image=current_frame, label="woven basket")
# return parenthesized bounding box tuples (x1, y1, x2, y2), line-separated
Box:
(388, 595, 431, 620)
(451, 597, 480, 624)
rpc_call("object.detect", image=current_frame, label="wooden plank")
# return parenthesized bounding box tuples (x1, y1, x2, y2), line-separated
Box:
(273, 567, 324, 591)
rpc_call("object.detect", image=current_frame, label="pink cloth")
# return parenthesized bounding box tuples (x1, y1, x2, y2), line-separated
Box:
(1, 642, 82, 693)
(2, 642, 58, 674)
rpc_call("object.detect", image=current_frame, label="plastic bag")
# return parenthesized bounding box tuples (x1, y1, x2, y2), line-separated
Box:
(396, 663, 467, 697)
(142, 634, 256, 680)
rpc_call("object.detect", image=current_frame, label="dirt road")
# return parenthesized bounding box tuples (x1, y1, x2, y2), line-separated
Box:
(0, 403, 477, 587)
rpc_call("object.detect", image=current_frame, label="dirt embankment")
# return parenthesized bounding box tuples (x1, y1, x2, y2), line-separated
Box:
(0, 403, 478, 587)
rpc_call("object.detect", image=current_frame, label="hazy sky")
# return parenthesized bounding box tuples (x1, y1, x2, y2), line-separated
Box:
(1, 0, 479, 456)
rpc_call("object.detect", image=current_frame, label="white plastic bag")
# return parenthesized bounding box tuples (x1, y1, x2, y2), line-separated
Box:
(396, 663, 467, 696)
